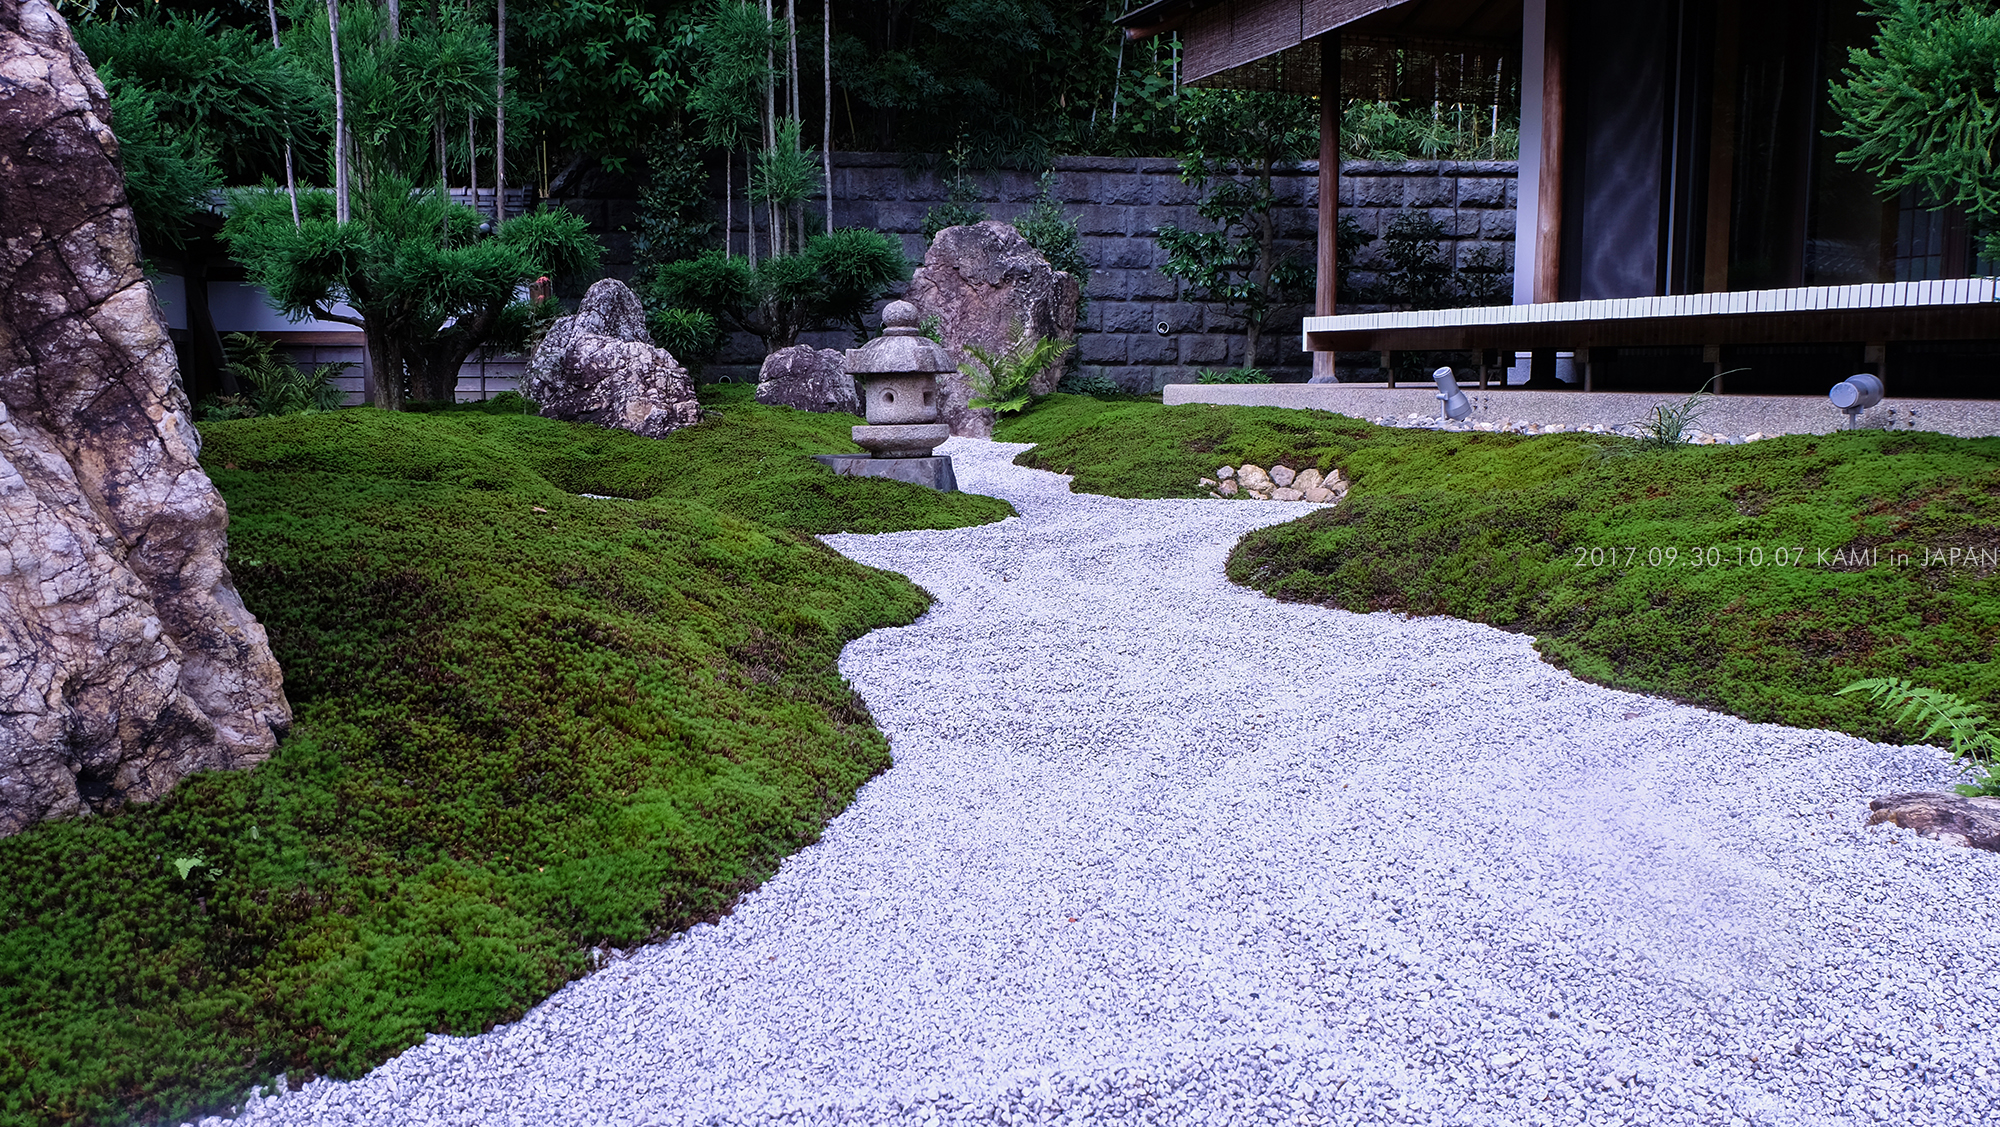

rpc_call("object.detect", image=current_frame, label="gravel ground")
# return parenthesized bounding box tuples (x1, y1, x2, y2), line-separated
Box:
(195, 436, 2000, 1127)
(1368, 413, 1772, 444)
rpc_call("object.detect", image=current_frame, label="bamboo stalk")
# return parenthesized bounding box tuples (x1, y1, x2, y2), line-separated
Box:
(823, 0, 831, 234)
(327, 0, 348, 223)
(267, 0, 299, 227)
(494, 0, 506, 226)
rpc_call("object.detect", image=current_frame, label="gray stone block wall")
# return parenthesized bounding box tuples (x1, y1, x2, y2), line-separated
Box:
(553, 153, 1517, 390)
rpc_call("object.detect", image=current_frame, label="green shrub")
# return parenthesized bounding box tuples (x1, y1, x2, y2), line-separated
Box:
(1012, 171, 1088, 325)
(1195, 367, 1271, 385)
(647, 307, 725, 374)
(0, 405, 1010, 1125)
(1056, 370, 1119, 396)
(920, 146, 988, 241)
(644, 230, 909, 352)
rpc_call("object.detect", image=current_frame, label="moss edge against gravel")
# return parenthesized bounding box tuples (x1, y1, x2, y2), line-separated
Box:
(0, 400, 1010, 1127)
(996, 393, 2000, 753)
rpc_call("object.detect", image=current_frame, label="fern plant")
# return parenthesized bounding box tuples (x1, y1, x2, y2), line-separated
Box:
(1838, 678, 2000, 796)
(215, 332, 349, 417)
(962, 332, 1073, 415)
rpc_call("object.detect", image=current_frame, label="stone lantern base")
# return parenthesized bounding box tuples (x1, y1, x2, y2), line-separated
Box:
(812, 454, 959, 492)
(850, 422, 951, 459)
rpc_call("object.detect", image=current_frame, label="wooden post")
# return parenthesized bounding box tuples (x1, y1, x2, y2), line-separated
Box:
(1534, 0, 1566, 303)
(1314, 33, 1341, 381)
(1702, 4, 1739, 292)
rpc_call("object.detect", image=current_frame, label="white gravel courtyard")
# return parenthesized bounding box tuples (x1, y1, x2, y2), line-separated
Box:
(202, 436, 2000, 1127)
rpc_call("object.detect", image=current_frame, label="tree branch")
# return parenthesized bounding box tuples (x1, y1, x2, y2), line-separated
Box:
(309, 305, 367, 328)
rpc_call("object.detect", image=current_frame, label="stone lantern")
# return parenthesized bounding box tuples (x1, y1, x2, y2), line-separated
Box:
(811, 300, 959, 491)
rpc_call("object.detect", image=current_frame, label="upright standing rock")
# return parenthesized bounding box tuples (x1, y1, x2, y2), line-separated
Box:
(523, 278, 702, 438)
(905, 220, 1079, 438)
(755, 344, 859, 415)
(0, 0, 291, 837)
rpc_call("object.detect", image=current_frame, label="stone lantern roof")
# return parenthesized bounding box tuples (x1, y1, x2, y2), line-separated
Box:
(845, 301, 954, 376)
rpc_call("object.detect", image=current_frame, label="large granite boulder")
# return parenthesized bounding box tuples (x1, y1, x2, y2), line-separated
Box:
(0, 0, 291, 837)
(755, 344, 859, 415)
(523, 279, 701, 438)
(905, 221, 1080, 438)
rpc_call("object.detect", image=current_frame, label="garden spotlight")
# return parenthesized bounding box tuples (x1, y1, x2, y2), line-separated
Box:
(1432, 366, 1472, 420)
(1829, 373, 1883, 429)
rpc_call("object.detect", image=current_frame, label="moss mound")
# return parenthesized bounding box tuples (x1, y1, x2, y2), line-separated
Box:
(999, 394, 2000, 749)
(994, 393, 1593, 499)
(0, 406, 1007, 1126)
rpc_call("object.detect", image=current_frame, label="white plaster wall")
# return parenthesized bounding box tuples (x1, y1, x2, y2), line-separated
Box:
(208, 281, 361, 332)
(1514, 0, 1546, 307)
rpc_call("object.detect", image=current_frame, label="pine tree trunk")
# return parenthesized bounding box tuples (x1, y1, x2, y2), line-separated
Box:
(365, 321, 403, 411)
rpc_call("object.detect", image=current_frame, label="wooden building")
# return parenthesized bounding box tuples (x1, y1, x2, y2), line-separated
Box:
(1120, 0, 2000, 396)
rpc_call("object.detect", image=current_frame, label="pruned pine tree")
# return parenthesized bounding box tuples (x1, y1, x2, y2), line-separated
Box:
(1830, 0, 2000, 257)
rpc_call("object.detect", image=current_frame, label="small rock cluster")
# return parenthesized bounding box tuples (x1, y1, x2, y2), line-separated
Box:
(1200, 464, 1350, 503)
(1371, 414, 1778, 445)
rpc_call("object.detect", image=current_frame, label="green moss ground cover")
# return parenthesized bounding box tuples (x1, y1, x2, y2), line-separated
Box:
(0, 403, 1010, 1126)
(997, 394, 2000, 745)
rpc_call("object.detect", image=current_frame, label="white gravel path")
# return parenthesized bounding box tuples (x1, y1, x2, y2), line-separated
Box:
(198, 436, 2000, 1127)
